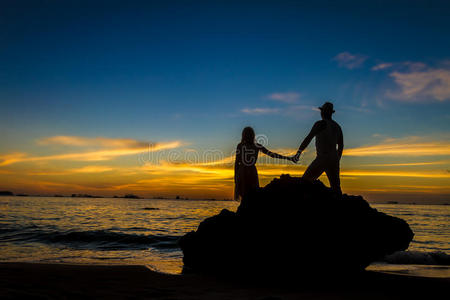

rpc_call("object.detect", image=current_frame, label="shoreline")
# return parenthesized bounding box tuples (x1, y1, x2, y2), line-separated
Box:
(0, 262, 448, 299)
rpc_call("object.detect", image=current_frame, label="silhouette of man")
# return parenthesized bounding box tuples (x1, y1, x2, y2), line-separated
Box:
(293, 102, 343, 194)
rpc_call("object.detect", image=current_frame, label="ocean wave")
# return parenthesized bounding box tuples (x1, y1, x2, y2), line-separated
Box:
(381, 251, 450, 265)
(0, 228, 180, 251)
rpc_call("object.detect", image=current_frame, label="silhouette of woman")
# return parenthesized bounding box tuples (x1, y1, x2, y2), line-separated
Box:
(234, 127, 293, 201)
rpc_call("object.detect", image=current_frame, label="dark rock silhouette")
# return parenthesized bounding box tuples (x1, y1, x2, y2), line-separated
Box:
(179, 175, 414, 277)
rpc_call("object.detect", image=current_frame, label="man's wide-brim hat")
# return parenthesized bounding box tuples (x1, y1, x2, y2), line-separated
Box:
(318, 102, 335, 113)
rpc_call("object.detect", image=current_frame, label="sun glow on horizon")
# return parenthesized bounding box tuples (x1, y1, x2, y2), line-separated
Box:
(0, 134, 449, 203)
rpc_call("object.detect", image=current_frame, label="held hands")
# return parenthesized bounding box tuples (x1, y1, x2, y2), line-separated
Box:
(290, 152, 301, 163)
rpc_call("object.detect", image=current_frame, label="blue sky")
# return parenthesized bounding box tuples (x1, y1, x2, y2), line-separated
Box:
(1, 1, 449, 201)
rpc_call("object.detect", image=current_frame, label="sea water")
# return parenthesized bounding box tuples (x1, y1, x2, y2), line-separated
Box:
(0, 196, 448, 277)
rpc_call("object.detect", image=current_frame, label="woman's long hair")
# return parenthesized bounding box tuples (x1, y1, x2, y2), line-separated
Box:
(241, 126, 255, 144)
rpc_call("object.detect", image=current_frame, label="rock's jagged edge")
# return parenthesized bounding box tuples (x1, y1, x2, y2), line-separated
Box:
(179, 175, 414, 276)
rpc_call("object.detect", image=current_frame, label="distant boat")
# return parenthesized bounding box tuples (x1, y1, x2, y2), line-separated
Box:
(387, 201, 399, 204)
(0, 191, 13, 196)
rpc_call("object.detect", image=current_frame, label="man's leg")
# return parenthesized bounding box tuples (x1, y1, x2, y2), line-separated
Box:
(302, 157, 326, 181)
(325, 159, 342, 195)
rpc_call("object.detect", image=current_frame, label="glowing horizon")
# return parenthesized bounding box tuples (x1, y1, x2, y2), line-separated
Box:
(0, 134, 449, 203)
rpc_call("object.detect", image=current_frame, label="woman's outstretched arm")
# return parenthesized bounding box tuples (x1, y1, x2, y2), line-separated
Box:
(258, 144, 292, 160)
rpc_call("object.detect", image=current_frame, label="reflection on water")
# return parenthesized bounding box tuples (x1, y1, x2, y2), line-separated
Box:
(0, 196, 238, 273)
(367, 204, 449, 278)
(0, 197, 448, 276)
(372, 204, 449, 253)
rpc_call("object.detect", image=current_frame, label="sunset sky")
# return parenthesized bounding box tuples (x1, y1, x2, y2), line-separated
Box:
(1, 1, 449, 203)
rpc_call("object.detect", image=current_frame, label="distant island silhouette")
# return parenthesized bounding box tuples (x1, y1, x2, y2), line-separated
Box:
(1, 190, 232, 201)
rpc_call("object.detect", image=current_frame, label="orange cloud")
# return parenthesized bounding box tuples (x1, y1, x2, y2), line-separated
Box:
(341, 170, 450, 178)
(0, 137, 183, 166)
(69, 166, 114, 173)
(38, 136, 150, 148)
(361, 160, 449, 167)
(0, 153, 27, 166)
(345, 137, 450, 157)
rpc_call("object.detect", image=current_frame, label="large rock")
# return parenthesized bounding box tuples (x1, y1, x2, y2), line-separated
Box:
(179, 175, 414, 276)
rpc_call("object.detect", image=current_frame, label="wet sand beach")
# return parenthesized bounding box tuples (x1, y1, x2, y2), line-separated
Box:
(0, 263, 448, 299)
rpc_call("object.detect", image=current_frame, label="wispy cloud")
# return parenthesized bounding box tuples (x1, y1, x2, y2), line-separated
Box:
(345, 137, 450, 157)
(371, 63, 393, 71)
(361, 161, 449, 167)
(267, 92, 300, 104)
(375, 61, 450, 102)
(241, 107, 280, 115)
(341, 170, 450, 179)
(38, 136, 149, 148)
(26, 166, 115, 176)
(388, 65, 450, 101)
(333, 52, 368, 69)
(0, 153, 27, 166)
(240, 104, 316, 119)
(0, 136, 183, 166)
(70, 166, 115, 173)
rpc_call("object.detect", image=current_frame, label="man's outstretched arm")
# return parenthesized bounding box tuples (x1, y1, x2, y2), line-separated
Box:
(294, 121, 324, 159)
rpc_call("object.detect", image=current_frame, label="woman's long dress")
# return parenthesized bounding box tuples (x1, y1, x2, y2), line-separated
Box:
(234, 142, 260, 201)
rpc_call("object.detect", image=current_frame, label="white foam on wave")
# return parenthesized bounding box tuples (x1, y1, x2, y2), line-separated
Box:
(368, 263, 450, 278)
